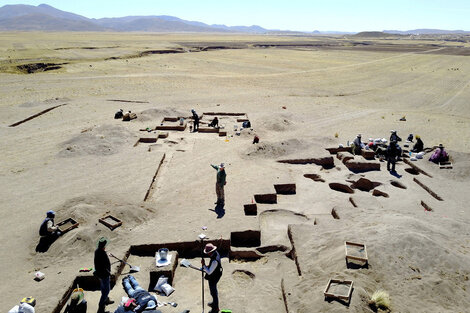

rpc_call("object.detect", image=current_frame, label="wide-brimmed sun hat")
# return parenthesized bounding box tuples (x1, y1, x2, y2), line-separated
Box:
(70, 289, 84, 305)
(219, 163, 225, 168)
(204, 243, 217, 254)
(97, 237, 109, 249)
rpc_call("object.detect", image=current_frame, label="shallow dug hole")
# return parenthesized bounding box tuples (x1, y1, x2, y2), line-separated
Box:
(17, 62, 65, 74)
(329, 183, 354, 194)
(405, 167, 419, 175)
(232, 269, 256, 287)
(260, 210, 308, 246)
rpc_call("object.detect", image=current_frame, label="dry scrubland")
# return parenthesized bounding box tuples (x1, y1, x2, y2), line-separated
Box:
(1, 32, 470, 313)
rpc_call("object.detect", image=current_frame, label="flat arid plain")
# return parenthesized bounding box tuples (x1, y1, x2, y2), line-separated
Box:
(1, 32, 470, 313)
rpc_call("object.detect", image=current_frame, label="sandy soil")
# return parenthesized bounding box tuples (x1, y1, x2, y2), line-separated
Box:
(1, 32, 470, 313)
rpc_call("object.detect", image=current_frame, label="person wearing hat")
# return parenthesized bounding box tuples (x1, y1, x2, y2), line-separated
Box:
(386, 141, 399, 172)
(64, 289, 87, 313)
(390, 130, 402, 143)
(121, 275, 157, 313)
(201, 243, 223, 313)
(94, 237, 114, 313)
(39, 210, 61, 240)
(211, 163, 227, 205)
(352, 134, 364, 155)
(191, 109, 199, 132)
(412, 135, 424, 153)
(429, 144, 449, 164)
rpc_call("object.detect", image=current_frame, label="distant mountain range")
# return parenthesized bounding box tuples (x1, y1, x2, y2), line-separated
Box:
(0, 4, 269, 33)
(0, 4, 468, 35)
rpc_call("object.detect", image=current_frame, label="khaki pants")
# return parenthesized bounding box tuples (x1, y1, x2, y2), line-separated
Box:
(216, 183, 224, 202)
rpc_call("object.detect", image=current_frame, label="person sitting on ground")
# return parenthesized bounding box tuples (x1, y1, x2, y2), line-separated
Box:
(411, 135, 424, 153)
(114, 109, 123, 119)
(39, 210, 61, 240)
(191, 109, 199, 132)
(351, 134, 365, 155)
(253, 135, 259, 144)
(407, 133, 414, 142)
(64, 289, 87, 313)
(429, 144, 449, 164)
(122, 275, 157, 313)
(208, 117, 219, 128)
(387, 141, 399, 172)
(242, 120, 251, 128)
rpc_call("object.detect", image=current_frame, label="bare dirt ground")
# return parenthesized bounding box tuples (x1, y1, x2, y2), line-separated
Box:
(1, 32, 470, 313)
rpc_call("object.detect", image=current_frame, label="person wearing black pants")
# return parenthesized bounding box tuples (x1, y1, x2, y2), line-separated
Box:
(94, 237, 113, 313)
(191, 109, 199, 132)
(201, 243, 223, 313)
(387, 141, 399, 172)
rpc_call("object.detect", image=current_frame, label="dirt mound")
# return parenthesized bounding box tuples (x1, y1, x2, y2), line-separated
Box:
(243, 138, 312, 159)
(58, 125, 135, 157)
(257, 112, 296, 132)
(32, 195, 155, 265)
(139, 108, 187, 123)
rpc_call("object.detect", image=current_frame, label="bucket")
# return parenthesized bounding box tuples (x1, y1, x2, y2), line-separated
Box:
(158, 248, 169, 260)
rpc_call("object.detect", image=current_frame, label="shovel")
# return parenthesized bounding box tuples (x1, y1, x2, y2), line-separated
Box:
(180, 259, 202, 271)
(109, 253, 140, 273)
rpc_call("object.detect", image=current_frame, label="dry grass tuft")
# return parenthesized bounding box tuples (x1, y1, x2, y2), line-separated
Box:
(369, 289, 391, 311)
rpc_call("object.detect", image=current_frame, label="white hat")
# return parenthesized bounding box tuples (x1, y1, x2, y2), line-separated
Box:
(220, 163, 225, 168)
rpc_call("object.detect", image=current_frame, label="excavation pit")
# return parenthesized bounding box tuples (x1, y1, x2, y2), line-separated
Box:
(329, 183, 354, 194)
(405, 167, 420, 175)
(325, 147, 352, 154)
(231, 230, 261, 248)
(130, 239, 230, 259)
(391, 180, 407, 189)
(260, 210, 308, 247)
(148, 251, 179, 290)
(274, 183, 296, 195)
(232, 269, 256, 287)
(351, 178, 381, 192)
(244, 203, 258, 216)
(254, 193, 277, 204)
(197, 127, 220, 133)
(304, 174, 325, 182)
(155, 117, 187, 131)
(372, 189, 389, 198)
(278, 156, 335, 169)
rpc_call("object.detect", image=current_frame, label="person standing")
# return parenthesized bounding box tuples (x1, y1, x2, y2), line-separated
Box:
(211, 163, 226, 205)
(201, 243, 223, 313)
(387, 141, 399, 172)
(191, 109, 199, 132)
(94, 237, 113, 313)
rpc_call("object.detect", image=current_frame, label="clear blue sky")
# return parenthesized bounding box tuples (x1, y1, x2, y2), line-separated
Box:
(3, 0, 470, 32)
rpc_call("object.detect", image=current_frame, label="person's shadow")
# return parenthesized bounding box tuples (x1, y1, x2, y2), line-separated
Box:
(209, 202, 225, 218)
(35, 235, 59, 253)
